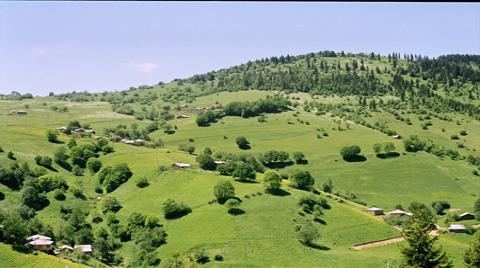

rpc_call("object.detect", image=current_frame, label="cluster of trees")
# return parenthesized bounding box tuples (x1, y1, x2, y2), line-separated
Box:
(403, 135, 462, 160)
(196, 96, 290, 127)
(53, 137, 113, 176)
(372, 142, 397, 158)
(98, 163, 133, 193)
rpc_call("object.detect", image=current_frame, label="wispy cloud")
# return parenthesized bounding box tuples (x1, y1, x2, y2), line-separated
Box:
(126, 62, 158, 74)
(29, 43, 73, 58)
(30, 47, 47, 57)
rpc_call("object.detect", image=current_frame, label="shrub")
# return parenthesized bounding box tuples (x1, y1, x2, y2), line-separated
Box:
(87, 158, 102, 174)
(196, 153, 216, 170)
(37, 174, 68, 192)
(214, 254, 224, 261)
(293, 152, 307, 164)
(235, 136, 250, 150)
(162, 199, 192, 219)
(53, 189, 66, 201)
(450, 134, 459, 140)
(263, 170, 282, 192)
(46, 130, 59, 143)
(7, 151, 14, 159)
(214, 180, 235, 203)
(340, 145, 362, 161)
(403, 135, 425, 152)
(289, 168, 315, 190)
(232, 162, 256, 181)
(460, 130, 468, 136)
(431, 201, 450, 215)
(297, 221, 319, 245)
(34, 155, 53, 168)
(101, 197, 122, 213)
(135, 177, 149, 188)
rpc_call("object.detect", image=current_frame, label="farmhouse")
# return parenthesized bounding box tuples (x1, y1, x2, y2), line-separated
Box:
(120, 139, 135, 144)
(74, 244, 93, 254)
(54, 245, 74, 255)
(448, 224, 466, 233)
(177, 114, 190, 119)
(458, 212, 476, 221)
(367, 207, 384, 216)
(172, 162, 191, 169)
(10, 109, 27, 115)
(193, 107, 204, 113)
(26, 234, 54, 251)
(387, 209, 412, 217)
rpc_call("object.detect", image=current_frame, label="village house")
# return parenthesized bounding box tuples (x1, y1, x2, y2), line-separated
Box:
(74, 244, 93, 254)
(172, 162, 191, 169)
(192, 107, 204, 114)
(387, 209, 412, 217)
(448, 224, 466, 233)
(54, 245, 74, 255)
(367, 207, 384, 216)
(26, 234, 54, 251)
(458, 212, 476, 221)
(10, 109, 28, 115)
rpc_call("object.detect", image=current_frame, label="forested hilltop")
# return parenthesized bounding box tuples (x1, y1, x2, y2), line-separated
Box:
(1, 51, 480, 268)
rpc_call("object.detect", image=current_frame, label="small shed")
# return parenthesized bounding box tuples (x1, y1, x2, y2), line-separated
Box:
(367, 207, 384, 216)
(458, 212, 476, 221)
(392, 135, 402, 139)
(27, 234, 52, 241)
(172, 162, 191, 169)
(10, 110, 27, 115)
(448, 224, 466, 233)
(177, 114, 189, 119)
(388, 209, 412, 217)
(214, 160, 227, 165)
(75, 244, 92, 254)
(54, 245, 74, 255)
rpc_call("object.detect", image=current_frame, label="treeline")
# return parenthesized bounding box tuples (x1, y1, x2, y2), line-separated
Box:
(196, 96, 290, 126)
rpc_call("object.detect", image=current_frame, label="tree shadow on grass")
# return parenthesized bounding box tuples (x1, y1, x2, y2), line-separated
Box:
(343, 155, 367, 162)
(301, 242, 330, 251)
(376, 152, 400, 159)
(235, 179, 259, 184)
(295, 159, 309, 165)
(266, 189, 291, 197)
(227, 208, 245, 216)
(313, 218, 327, 225)
(12, 245, 32, 254)
(50, 140, 65, 144)
(263, 161, 294, 169)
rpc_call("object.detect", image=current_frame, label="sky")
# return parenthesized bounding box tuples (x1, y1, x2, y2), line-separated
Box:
(0, 2, 479, 96)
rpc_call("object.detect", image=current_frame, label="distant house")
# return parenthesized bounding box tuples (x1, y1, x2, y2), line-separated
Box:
(214, 160, 227, 165)
(392, 135, 402, 139)
(458, 212, 476, 221)
(26, 234, 54, 251)
(58, 126, 67, 132)
(388, 209, 412, 217)
(10, 110, 27, 115)
(192, 107, 204, 114)
(448, 224, 466, 233)
(367, 207, 384, 216)
(27, 234, 52, 241)
(172, 162, 191, 169)
(54, 245, 74, 255)
(74, 244, 92, 254)
(177, 114, 189, 119)
(73, 128, 85, 133)
(120, 139, 135, 145)
(85, 129, 96, 134)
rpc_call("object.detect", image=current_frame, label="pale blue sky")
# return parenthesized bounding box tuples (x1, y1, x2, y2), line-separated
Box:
(0, 2, 479, 95)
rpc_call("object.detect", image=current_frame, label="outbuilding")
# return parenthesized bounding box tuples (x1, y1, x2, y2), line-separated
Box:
(448, 224, 466, 233)
(458, 212, 476, 221)
(387, 209, 412, 217)
(75, 244, 93, 254)
(10, 110, 27, 115)
(367, 207, 384, 216)
(172, 162, 191, 169)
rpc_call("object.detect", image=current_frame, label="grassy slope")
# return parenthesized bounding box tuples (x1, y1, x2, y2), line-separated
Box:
(0, 89, 478, 267)
(0, 244, 86, 268)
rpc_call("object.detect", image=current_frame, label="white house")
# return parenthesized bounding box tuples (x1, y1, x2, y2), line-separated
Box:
(367, 207, 384, 216)
(388, 209, 412, 217)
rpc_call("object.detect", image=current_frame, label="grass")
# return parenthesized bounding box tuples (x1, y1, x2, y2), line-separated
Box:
(0, 90, 478, 267)
(0, 243, 86, 268)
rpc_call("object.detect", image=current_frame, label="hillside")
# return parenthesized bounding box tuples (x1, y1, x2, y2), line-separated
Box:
(0, 52, 480, 267)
